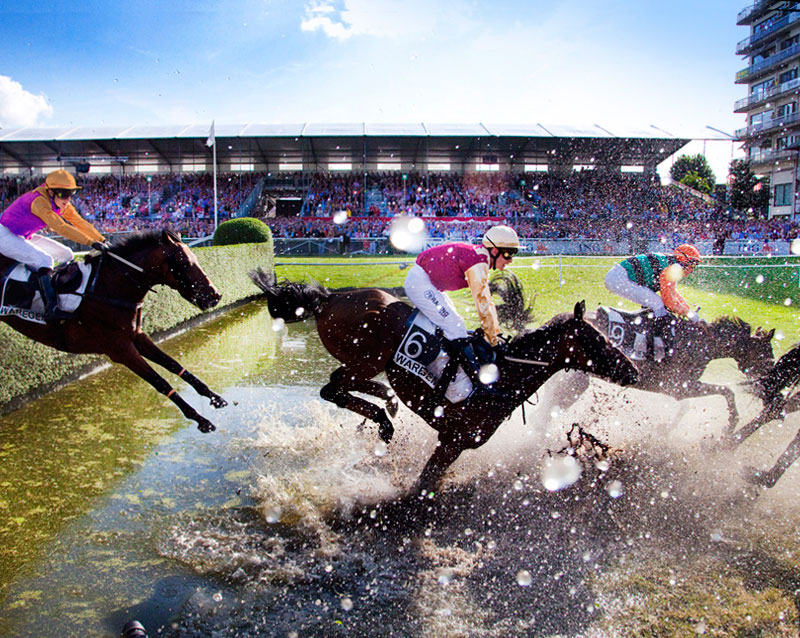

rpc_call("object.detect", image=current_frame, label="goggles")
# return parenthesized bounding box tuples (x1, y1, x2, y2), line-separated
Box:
(500, 247, 518, 260)
(52, 189, 77, 199)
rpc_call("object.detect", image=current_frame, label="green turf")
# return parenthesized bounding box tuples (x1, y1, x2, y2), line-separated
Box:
(274, 255, 800, 355)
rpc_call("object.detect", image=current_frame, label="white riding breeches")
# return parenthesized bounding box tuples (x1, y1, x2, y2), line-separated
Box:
(0, 224, 74, 271)
(404, 264, 468, 340)
(604, 264, 667, 317)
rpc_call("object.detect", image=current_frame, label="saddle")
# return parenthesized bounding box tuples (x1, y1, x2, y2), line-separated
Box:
(0, 261, 92, 324)
(595, 307, 675, 362)
(391, 309, 494, 404)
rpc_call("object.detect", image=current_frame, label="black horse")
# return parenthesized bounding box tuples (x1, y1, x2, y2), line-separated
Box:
(730, 342, 800, 487)
(250, 270, 638, 491)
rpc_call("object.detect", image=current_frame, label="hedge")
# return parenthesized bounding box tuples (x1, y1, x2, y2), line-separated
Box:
(0, 241, 273, 409)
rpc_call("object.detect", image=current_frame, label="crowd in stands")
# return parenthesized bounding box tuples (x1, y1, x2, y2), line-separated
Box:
(1, 170, 799, 247)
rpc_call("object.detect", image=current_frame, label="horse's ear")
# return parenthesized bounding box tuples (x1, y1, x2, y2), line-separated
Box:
(574, 300, 585, 320)
(766, 328, 775, 340)
(162, 229, 181, 245)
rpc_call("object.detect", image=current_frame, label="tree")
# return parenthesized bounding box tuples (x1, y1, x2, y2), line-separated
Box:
(728, 159, 770, 217)
(669, 154, 716, 193)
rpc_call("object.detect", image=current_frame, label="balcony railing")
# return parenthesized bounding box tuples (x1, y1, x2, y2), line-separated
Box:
(735, 109, 800, 137)
(734, 76, 800, 111)
(736, 40, 800, 82)
(738, 0, 782, 26)
(747, 147, 797, 165)
(736, 11, 800, 54)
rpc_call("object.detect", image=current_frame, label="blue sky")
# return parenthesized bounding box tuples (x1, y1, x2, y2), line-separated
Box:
(0, 0, 747, 177)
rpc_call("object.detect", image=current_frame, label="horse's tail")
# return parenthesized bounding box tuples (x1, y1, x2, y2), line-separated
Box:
(249, 268, 331, 323)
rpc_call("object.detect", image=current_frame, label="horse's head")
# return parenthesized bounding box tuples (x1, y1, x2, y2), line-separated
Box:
(558, 301, 638, 385)
(709, 317, 775, 379)
(157, 230, 221, 310)
(507, 301, 638, 388)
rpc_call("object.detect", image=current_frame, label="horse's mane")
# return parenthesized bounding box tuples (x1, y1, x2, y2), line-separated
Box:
(85, 229, 179, 265)
(709, 315, 753, 337)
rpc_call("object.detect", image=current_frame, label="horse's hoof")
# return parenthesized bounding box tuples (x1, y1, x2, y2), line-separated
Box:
(378, 420, 394, 444)
(744, 466, 776, 488)
(197, 420, 216, 433)
(211, 396, 228, 409)
(386, 397, 399, 418)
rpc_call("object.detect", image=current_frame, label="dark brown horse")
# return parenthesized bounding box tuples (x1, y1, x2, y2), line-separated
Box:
(729, 342, 800, 487)
(484, 273, 775, 433)
(0, 229, 227, 432)
(250, 271, 638, 491)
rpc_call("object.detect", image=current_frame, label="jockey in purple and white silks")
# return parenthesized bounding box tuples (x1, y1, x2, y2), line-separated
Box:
(404, 225, 520, 395)
(0, 169, 106, 322)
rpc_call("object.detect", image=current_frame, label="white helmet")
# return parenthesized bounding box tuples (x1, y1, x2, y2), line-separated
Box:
(482, 225, 520, 250)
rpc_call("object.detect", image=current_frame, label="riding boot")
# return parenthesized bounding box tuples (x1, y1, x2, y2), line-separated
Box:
(36, 267, 71, 323)
(448, 337, 502, 401)
(652, 315, 674, 359)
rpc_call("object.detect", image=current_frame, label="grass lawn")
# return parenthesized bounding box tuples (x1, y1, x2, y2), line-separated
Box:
(275, 255, 800, 355)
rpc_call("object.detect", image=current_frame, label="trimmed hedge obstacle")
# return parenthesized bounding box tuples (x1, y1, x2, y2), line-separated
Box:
(213, 217, 273, 246)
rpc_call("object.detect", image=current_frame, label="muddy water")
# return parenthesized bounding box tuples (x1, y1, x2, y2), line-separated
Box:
(2, 303, 800, 637)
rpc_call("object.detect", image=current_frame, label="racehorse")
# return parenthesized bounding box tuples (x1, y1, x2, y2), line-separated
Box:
(249, 270, 638, 491)
(483, 273, 775, 433)
(729, 342, 800, 487)
(0, 229, 227, 432)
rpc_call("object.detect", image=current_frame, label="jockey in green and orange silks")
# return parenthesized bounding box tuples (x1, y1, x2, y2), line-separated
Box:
(604, 243, 702, 321)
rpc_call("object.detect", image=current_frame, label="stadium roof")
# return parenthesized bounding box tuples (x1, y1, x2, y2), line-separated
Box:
(0, 122, 694, 174)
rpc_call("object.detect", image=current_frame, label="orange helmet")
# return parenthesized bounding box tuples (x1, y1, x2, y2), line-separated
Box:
(44, 169, 82, 191)
(674, 243, 701, 267)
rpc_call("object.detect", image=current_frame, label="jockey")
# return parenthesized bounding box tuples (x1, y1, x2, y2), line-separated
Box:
(404, 224, 520, 396)
(0, 169, 106, 322)
(604, 243, 702, 355)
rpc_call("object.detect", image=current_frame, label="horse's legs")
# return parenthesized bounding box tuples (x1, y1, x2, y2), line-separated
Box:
(349, 378, 398, 417)
(749, 428, 800, 488)
(729, 406, 782, 445)
(320, 367, 394, 443)
(106, 343, 216, 433)
(415, 438, 464, 494)
(133, 332, 228, 408)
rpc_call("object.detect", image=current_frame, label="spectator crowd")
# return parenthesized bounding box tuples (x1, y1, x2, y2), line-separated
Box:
(1, 169, 798, 247)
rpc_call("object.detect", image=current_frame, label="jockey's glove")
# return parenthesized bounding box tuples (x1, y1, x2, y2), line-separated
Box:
(92, 241, 111, 252)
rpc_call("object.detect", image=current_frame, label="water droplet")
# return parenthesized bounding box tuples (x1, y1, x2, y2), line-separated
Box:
(785, 298, 793, 306)
(606, 479, 623, 498)
(271, 317, 285, 332)
(433, 405, 444, 418)
(755, 274, 765, 284)
(295, 306, 305, 316)
(333, 210, 348, 224)
(212, 591, 223, 602)
(374, 441, 388, 457)
(516, 570, 532, 586)
(479, 363, 499, 385)
(513, 479, 523, 491)
(265, 506, 282, 523)
(437, 568, 454, 585)
(791, 238, 800, 255)
(541, 455, 582, 491)
(341, 597, 353, 611)
(595, 459, 610, 472)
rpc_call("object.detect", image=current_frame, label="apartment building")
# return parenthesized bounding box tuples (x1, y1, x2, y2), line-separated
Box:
(736, 0, 800, 217)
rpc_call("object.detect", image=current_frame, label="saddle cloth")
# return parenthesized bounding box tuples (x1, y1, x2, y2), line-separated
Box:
(0, 262, 93, 324)
(393, 310, 473, 403)
(597, 306, 668, 362)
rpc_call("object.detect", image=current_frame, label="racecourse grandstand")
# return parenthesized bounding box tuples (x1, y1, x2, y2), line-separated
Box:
(1, 123, 792, 254)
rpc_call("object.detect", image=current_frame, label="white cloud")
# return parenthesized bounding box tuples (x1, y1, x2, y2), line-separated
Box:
(300, 0, 466, 40)
(0, 76, 53, 127)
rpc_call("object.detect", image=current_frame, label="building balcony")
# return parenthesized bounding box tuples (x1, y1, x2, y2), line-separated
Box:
(736, 11, 800, 54)
(735, 109, 800, 138)
(738, 1, 782, 26)
(734, 76, 800, 112)
(747, 147, 797, 166)
(736, 40, 800, 83)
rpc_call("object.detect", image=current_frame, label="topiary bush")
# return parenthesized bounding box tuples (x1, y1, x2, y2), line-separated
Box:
(213, 217, 273, 246)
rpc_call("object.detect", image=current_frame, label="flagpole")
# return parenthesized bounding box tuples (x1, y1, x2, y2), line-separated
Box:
(213, 138, 218, 231)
